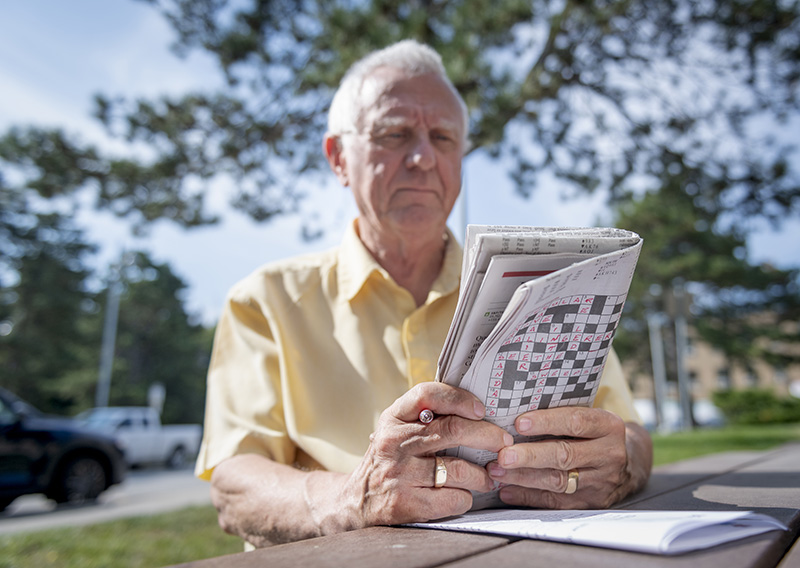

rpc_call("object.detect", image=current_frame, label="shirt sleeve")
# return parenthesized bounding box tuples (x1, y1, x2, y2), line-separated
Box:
(592, 348, 642, 424)
(194, 288, 297, 481)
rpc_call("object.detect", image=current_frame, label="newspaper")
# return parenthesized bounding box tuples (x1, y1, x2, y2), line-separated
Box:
(409, 509, 787, 555)
(436, 225, 643, 508)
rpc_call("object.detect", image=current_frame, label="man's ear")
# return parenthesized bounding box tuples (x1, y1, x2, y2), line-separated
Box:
(323, 134, 349, 187)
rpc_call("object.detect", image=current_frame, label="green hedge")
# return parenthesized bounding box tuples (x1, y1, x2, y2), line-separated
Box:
(712, 389, 800, 425)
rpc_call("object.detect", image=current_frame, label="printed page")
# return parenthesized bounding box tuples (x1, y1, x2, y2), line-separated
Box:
(408, 509, 787, 555)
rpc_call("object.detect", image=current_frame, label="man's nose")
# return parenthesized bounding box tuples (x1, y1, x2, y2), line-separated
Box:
(405, 134, 436, 170)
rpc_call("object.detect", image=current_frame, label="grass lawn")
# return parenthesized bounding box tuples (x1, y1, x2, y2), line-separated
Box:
(651, 422, 800, 466)
(0, 505, 243, 568)
(1, 422, 798, 568)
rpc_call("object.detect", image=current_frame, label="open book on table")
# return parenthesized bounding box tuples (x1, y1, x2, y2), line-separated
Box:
(408, 508, 788, 555)
(436, 225, 643, 508)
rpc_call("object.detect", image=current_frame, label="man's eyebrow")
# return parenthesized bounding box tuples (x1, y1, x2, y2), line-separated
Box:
(371, 115, 411, 130)
(432, 117, 461, 132)
(371, 114, 461, 133)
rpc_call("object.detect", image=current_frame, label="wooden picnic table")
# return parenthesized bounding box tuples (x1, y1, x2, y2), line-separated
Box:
(172, 441, 800, 568)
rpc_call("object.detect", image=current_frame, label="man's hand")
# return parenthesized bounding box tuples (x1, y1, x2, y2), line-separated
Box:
(486, 407, 653, 509)
(329, 381, 513, 530)
(211, 382, 513, 547)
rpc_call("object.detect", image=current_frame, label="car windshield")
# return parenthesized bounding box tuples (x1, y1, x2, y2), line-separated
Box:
(78, 409, 126, 428)
(0, 388, 43, 418)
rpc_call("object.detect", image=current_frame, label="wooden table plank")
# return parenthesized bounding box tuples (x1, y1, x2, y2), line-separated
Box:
(170, 526, 511, 568)
(778, 535, 800, 568)
(627, 443, 800, 528)
(617, 447, 789, 509)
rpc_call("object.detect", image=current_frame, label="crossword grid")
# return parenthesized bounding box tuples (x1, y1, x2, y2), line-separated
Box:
(485, 294, 625, 417)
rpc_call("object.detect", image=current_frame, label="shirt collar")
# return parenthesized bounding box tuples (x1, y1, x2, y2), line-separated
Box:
(338, 220, 462, 303)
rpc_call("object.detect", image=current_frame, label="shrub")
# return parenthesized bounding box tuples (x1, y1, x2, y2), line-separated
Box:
(712, 389, 800, 425)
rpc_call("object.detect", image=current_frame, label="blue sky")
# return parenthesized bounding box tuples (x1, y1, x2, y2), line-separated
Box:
(2, 1, 798, 325)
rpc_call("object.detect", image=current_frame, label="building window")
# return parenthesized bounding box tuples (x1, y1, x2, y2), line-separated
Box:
(717, 368, 731, 390)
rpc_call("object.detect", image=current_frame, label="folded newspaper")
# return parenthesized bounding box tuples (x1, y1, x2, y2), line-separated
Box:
(409, 509, 787, 555)
(436, 225, 643, 508)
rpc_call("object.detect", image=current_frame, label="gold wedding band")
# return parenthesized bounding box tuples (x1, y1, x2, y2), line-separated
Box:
(434, 456, 447, 488)
(565, 469, 579, 495)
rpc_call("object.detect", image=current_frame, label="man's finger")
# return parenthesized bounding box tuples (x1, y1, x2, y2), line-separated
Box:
(390, 415, 512, 456)
(392, 382, 486, 423)
(407, 456, 497, 493)
(514, 406, 623, 439)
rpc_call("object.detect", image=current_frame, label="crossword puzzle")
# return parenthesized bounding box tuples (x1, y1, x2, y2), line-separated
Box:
(485, 293, 626, 417)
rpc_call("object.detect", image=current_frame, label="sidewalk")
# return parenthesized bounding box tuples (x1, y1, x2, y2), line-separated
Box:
(0, 467, 211, 535)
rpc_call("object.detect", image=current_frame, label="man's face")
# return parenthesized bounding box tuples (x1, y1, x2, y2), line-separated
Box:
(332, 68, 465, 243)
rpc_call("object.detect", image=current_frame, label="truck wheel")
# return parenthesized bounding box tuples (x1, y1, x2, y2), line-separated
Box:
(166, 446, 188, 469)
(51, 456, 107, 505)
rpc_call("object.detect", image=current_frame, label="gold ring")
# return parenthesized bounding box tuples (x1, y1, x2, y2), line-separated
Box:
(565, 470, 579, 494)
(434, 456, 447, 488)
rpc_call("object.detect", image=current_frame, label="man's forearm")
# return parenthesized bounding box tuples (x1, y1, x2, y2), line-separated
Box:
(210, 454, 354, 547)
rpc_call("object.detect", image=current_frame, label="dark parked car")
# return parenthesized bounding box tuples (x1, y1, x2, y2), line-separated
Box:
(0, 388, 126, 512)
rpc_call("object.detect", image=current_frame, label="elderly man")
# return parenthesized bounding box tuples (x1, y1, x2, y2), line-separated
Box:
(196, 40, 653, 548)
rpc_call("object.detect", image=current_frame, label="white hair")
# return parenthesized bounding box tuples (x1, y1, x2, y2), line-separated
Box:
(327, 40, 469, 146)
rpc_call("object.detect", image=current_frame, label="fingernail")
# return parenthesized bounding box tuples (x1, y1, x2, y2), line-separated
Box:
(488, 464, 506, 477)
(500, 448, 517, 466)
(518, 417, 532, 433)
(499, 486, 515, 502)
(503, 433, 514, 446)
(474, 401, 485, 418)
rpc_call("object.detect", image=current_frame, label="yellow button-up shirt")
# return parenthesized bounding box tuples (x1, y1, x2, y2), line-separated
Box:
(195, 221, 639, 480)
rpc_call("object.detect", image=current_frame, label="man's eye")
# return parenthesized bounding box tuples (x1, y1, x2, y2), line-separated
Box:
(433, 132, 458, 146)
(373, 131, 409, 146)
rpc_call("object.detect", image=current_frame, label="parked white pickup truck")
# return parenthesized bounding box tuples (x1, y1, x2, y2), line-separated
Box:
(77, 407, 202, 469)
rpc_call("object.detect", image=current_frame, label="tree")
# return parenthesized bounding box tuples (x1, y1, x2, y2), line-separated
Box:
(1, 0, 798, 380)
(106, 252, 212, 424)
(0, 181, 100, 413)
(611, 170, 800, 378)
(0, 180, 212, 418)
(2, 0, 797, 233)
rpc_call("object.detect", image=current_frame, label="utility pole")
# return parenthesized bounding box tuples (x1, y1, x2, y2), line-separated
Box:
(673, 280, 693, 430)
(645, 285, 670, 432)
(95, 252, 129, 408)
(646, 310, 669, 432)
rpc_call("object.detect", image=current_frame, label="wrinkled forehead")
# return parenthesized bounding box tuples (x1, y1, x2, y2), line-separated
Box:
(356, 68, 465, 133)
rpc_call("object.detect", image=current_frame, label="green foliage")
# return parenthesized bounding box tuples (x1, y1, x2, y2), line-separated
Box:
(0, 127, 218, 232)
(3, 0, 799, 232)
(0, 180, 212, 418)
(0, 188, 100, 414)
(712, 389, 800, 425)
(611, 180, 800, 372)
